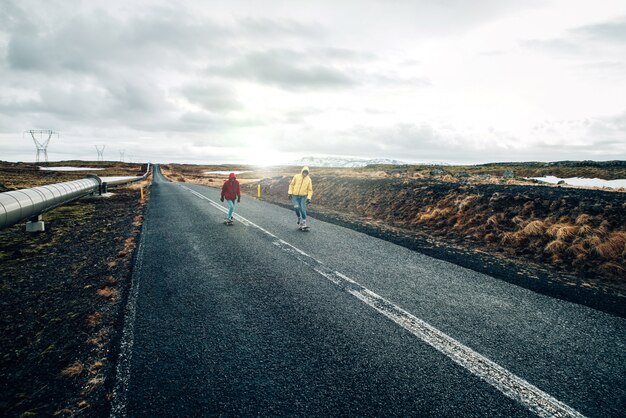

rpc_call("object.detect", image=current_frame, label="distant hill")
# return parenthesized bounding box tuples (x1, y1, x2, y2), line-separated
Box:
(292, 156, 407, 168)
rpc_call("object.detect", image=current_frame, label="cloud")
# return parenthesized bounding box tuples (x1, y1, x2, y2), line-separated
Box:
(270, 117, 626, 164)
(207, 49, 358, 90)
(522, 16, 626, 54)
(238, 17, 323, 39)
(522, 38, 583, 54)
(273, 123, 456, 161)
(5, 9, 228, 75)
(574, 16, 626, 43)
(179, 83, 242, 113)
(570, 60, 626, 78)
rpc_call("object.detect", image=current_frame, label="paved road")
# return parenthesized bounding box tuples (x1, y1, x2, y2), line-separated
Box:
(111, 165, 626, 417)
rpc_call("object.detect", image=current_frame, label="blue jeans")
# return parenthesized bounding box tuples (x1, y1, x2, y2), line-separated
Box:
(292, 196, 307, 220)
(227, 200, 236, 218)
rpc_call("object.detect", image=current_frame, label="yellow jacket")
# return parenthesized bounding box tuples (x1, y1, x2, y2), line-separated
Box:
(288, 166, 313, 199)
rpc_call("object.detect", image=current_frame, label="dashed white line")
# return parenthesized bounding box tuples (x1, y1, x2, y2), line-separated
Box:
(180, 184, 586, 417)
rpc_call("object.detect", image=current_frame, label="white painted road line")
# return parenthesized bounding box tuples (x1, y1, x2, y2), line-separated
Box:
(182, 184, 586, 418)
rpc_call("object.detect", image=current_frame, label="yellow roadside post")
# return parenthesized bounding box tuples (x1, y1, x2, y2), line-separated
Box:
(257, 184, 261, 198)
(140, 187, 144, 201)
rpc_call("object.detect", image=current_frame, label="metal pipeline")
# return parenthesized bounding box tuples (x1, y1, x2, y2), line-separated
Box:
(0, 163, 151, 230)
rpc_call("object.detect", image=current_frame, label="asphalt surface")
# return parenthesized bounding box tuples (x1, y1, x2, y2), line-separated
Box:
(113, 166, 626, 417)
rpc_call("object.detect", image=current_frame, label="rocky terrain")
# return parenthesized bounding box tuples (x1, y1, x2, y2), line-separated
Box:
(0, 162, 151, 416)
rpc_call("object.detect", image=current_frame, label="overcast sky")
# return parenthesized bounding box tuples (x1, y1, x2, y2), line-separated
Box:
(1, 0, 625, 165)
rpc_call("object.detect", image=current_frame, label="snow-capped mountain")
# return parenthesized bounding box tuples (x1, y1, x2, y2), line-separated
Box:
(291, 156, 406, 168)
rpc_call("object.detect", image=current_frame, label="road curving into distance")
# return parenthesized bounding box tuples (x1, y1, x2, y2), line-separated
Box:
(111, 165, 625, 417)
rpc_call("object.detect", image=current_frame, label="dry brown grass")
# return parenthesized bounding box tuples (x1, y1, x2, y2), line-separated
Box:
(547, 223, 579, 239)
(132, 214, 143, 227)
(90, 360, 105, 371)
(575, 214, 593, 225)
(123, 236, 135, 250)
(567, 242, 589, 261)
(578, 224, 594, 236)
(85, 312, 102, 327)
(61, 361, 84, 377)
(118, 236, 136, 258)
(127, 178, 151, 190)
(457, 194, 481, 211)
(417, 207, 454, 222)
(545, 239, 567, 254)
(595, 232, 626, 259)
(87, 376, 105, 387)
(87, 328, 109, 347)
(96, 287, 118, 301)
(522, 220, 547, 236)
(486, 215, 498, 227)
(502, 231, 524, 247)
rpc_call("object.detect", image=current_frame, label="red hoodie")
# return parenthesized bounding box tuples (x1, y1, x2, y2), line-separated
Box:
(221, 174, 240, 201)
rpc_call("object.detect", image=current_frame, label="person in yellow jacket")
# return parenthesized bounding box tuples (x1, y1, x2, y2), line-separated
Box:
(288, 166, 313, 229)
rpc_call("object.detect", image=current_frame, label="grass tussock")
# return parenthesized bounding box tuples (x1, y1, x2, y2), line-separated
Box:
(87, 328, 109, 348)
(567, 242, 589, 259)
(545, 239, 567, 253)
(522, 220, 547, 236)
(417, 207, 454, 222)
(502, 232, 523, 247)
(85, 312, 102, 327)
(578, 224, 594, 236)
(61, 361, 84, 377)
(457, 194, 481, 210)
(547, 223, 579, 239)
(96, 287, 118, 301)
(595, 232, 626, 259)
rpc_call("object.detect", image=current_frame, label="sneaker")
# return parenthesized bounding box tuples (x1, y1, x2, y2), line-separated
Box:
(297, 216, 301, 224)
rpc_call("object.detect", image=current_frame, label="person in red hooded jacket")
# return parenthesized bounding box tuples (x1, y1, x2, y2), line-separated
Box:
(220, 172, 241, 223)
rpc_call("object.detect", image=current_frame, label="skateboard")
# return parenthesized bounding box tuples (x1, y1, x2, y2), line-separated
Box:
(224, 219, 234, 226)
(299, 226, 310, 232)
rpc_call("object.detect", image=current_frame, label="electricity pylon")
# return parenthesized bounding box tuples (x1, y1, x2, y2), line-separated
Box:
(95, 145, 105, 161)
(119, 149, 125, 162)
(24, 129, 58, 163)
